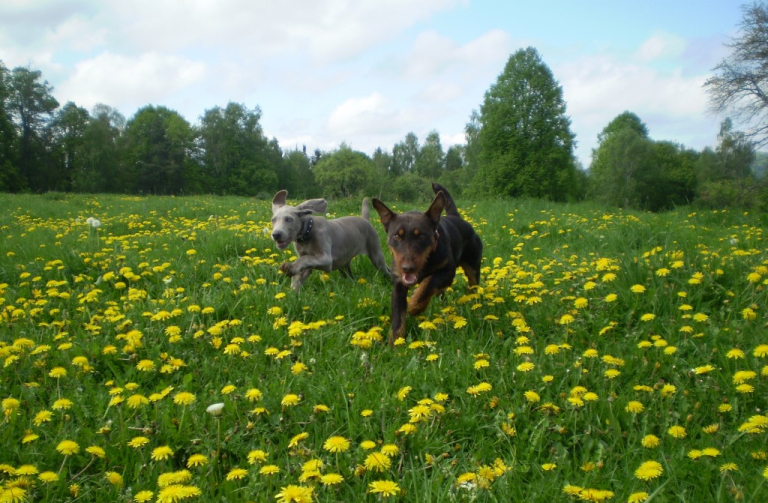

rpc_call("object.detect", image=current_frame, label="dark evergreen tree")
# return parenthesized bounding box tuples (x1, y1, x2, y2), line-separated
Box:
(122, 105, 199, 194)
(472, 47, 577, 200)
(0, 62, 21, 191)
(50, 102, 89, 191)
(6, 66, 59, 191)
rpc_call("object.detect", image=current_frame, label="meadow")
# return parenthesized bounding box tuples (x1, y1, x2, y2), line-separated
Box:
(0, 192, 767, 503)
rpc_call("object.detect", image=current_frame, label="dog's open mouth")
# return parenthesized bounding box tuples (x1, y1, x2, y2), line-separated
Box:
(402, 273, 418, 286)
(274, 239, 291, 250)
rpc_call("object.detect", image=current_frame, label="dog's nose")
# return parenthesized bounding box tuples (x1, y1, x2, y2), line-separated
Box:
(272, 231, 283, 241)
(402, 264, 415, 273)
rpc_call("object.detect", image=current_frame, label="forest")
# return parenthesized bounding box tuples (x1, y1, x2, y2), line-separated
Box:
(1, 24, 767, 212)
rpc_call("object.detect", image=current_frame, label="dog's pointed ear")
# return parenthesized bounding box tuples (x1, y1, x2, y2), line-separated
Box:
(272, 190, 288, 212)
(296, 198, 328, 214)
(426, 191, 445, 225)
(372, 198, 396, 230)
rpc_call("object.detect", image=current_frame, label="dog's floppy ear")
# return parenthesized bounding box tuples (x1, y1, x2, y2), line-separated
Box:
(372, 198, 396, 230)
(296, 198, 328, 214)
(272, 190, 288, 213)
(425, 191, 445, 226)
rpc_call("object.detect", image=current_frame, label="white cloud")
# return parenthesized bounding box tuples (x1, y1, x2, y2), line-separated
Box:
(327, 92, 405, 137)
(558, 52, 711, 167)
(635, 32, 687, 63)
(104, 0, 460, 64)
(403, 29, 510, 81)
(57, 52, 206, 111)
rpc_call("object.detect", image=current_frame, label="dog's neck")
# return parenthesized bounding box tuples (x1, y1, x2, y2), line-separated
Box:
(296, 216, 313, 243)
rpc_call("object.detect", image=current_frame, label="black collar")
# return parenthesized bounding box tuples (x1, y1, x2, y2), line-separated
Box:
(296, 216, 313, 243)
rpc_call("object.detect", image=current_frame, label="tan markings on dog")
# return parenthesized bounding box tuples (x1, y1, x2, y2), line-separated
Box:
(407, 280, 435, 315)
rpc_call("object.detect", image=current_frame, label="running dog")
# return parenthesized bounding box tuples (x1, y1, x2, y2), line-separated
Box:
(271, 190, 390, 291)
(372, 183, 482, 345)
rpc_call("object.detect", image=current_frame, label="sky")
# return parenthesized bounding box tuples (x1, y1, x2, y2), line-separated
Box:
(0, 0, 746, 168)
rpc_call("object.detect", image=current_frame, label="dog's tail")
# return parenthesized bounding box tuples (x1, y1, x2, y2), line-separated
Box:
(432, 182, 459, 217)
(361, 197, 371, 221)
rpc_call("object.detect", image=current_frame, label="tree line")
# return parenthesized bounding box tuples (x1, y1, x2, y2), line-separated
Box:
(1, 3, 767, 211)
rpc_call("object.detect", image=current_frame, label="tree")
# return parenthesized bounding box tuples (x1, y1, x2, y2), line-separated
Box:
(415, 130, 444, 179)
(50, 102, 89, 191)
(313, 144, 374, 198)
(590, 112, 698, 211)
(74, 104, 125, 193)
(199, 102, 281, 196)
(122, 105, 199, 194)
(6, 66, 59, 191)
(591, 128, 656, 208)
(589, 112, 651, 201)
(597, 111, 649, 144)
(371, 147, 393, 197)
(472, 47, 577, 200)
(444, 145, 463, 172)
(392, 132, 419, 175)
(283, 148, 315, 198)
(705, 2, 768, 147)
(0, 61, 21, 191)
(694, 118, 761, 208)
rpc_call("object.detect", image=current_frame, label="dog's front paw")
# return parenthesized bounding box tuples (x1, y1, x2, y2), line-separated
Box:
(279, 262, 296, 277)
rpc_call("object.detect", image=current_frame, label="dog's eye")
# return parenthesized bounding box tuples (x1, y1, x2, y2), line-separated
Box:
(393, 234, 402, 241)
(286, 217, 294, 224)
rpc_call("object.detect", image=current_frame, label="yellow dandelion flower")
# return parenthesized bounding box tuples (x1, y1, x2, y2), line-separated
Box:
(397, 386, 412, 401)
(641, 435, 660, 448)
(56, 440, 80, 455)
(187, 454, 208, 468)
(134, 490, 154, 502)
(288, 432, 309, 448)
(173, 392, 195, 406)
(365, 452, 392, 472)
(281, 394, 300, 407)
(668, 426, 687, 439)
(151, 445, 174, 461)
(226, 468, 248, 481)
(38, 471, 59, 484)
(248, 450, 268, 464)
(128, 436, 150, 448)
(321, 473, 344, 485)
(368, 480, 401, 497)
(323, 436, 350, 453)
(635, 460, 663, 481)
(259, 465, 280, 476)
(275, 485, 313, 503)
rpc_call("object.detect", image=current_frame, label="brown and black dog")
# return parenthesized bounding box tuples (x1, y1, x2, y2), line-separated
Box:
(372, 183, 482, 345)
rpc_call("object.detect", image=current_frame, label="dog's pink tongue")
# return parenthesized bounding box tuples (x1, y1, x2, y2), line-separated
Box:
(403, 273, 418, 285)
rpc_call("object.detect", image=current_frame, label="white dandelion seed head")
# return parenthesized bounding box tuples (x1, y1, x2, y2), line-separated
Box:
(206, 403, 225, 416)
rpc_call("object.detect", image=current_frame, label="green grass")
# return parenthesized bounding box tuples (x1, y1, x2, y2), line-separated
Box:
(0, 192, 767, 502)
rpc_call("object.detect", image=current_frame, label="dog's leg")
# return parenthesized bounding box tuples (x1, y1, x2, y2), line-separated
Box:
(460, 235, 483, 287)
(291, 269, 312, 292)
(407, 270, 455, 316)
(368, 247, 391, 276)
(339, 264, 354, 279)
(389, 282, 409, 345)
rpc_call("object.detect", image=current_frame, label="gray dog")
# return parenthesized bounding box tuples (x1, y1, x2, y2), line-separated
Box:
(270, 190, 391, 291)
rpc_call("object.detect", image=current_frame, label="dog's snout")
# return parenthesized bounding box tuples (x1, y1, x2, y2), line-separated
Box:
(402, 264, 416, 273)
(272, 230, 283, 241)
